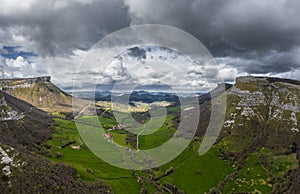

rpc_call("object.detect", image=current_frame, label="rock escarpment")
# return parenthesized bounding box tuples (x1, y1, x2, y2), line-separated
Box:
(0, 76, 72, 113)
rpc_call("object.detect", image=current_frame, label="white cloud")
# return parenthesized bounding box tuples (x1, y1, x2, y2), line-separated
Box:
(1, 0, 300, 90)
(3, 56, 37, 78)
(85, 46, 219, 91)
(274, 69, 300, 81)
(0, 0, 36, 15)
(31, 49, 89, 87)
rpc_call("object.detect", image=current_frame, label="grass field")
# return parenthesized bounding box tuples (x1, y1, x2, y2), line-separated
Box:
(159, 142, 234, 193)
(222, 153, 272, 193)
(46, 118, 140, 194)
(45, 112, 298, 194)
(222, 148, 298, 193)
(45, 117, 236, 193)
(138, 115, 176, 150)
(262, 148, 298, 177)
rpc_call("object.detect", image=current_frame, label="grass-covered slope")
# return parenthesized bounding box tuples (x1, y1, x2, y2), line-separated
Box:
(214, 76, 300, 193)
(44, 117, 234, 194)
(1, 75, 300, 194)
(0, 92, 112, 193)
(46, 76, 300, 193)
(0, 76, 73, 113)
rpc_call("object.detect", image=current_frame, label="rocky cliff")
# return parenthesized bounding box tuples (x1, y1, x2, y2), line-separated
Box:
(0, 85, 111, 193)
(0, 76, 72, 113)
(0, 93, 23, 121)
(211, 76, 300, 193)
(219, 76, 300, 155)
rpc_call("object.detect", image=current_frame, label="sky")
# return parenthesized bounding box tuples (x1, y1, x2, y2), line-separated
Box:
(0, 0, 300, 90)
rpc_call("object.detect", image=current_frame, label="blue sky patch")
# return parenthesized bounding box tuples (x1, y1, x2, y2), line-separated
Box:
(1, 46, 38, 59)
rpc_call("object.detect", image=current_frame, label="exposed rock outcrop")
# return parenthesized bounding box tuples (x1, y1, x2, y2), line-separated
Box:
(0, 94, 23, 121)
(223, 76, 300, 155)
(0, 76, 73, 113)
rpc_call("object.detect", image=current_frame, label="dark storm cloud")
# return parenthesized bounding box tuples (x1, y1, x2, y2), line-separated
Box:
(125, 0, 229, 54)
(125, 0, 300, 75)
(215, 49, 300, 75)
(0, 0, 130, 56)
(216, 1, 300, 52)
(126, 0, 300, 53)
(1, 0, 300, 78)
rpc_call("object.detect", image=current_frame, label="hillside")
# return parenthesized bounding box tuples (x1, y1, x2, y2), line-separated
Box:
(212, 76, 300, 193)
(0, 76, 73, 113)
(62, 76, 300, 193)
(221, 76, 300, 154)
(1, 75, 300, 193)
(0, 91, 112, 193)
(0, 93, 23, 121)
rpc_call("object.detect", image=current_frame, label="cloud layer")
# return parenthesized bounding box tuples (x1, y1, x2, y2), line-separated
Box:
(0, 0, 300, 87)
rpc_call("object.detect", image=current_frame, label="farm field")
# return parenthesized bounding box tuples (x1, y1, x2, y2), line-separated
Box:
(45, 116, 236, 193)
(45, 100, 300, 194)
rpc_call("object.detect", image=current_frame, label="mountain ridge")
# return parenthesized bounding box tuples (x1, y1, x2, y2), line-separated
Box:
(0, 84, 112, 193)
(237, 76, 300, 85)
(0, 76, 73, 113)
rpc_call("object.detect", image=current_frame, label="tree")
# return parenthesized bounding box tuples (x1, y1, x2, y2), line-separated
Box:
(291, 142, 297, 153)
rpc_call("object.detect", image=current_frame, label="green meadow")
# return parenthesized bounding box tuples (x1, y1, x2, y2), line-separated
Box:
(47, 118, 140, 194)
(44, 110, 298, 194)
(45, 116, 236, 193)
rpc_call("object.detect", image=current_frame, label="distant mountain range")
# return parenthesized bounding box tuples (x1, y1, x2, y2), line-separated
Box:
(73, 90, 189, 103)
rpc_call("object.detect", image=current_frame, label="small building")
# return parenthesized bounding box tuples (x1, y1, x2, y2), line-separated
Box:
(103, 133, 113, 142)
(116, 124, 124, 130)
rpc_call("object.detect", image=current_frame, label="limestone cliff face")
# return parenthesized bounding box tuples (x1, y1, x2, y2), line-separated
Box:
(0, 76, 51, 88)
(233, 76, 300, 113)
(221, 76, 300, 155)
(236, 76, 268, 83)
(0, 93, 23, 121)
(0, 91, 110, 194)
(0, 76, 72, 113)
(236, 76, 300, 85)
